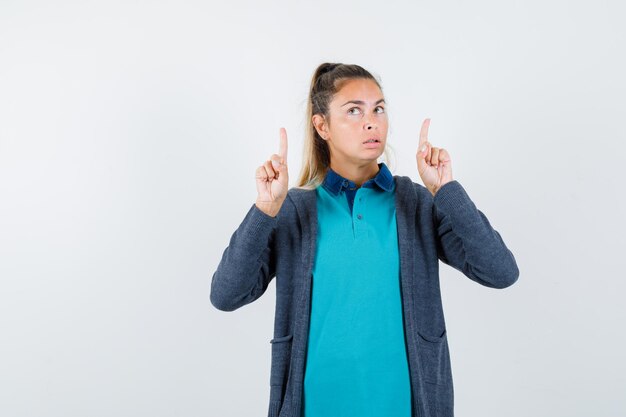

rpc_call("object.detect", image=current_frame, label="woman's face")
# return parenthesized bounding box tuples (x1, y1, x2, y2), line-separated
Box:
(314, 78, 388, 167)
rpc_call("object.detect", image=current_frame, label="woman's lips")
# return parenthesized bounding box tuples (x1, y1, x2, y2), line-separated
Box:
(363, 141, 381, 148)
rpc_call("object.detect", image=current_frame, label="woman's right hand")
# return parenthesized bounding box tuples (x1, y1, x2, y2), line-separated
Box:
(255, 127, 289, 217)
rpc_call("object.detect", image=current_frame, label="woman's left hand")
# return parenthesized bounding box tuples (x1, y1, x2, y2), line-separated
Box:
(415, 118, 454, 196)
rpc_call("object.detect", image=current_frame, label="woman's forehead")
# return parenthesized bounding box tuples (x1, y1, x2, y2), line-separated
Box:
(333, 79, 384, 106)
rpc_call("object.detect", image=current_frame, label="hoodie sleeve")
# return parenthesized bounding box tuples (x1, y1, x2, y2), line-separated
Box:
(209, 203, 279, 311)
(432, 180, 519, 289)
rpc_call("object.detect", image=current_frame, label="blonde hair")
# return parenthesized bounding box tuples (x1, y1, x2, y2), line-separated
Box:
(295, 62, 396, 190)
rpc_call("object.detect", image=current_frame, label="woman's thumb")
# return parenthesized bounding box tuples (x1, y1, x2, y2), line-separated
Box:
(419, 142, 429, 157)
(416, 143, 426, 162)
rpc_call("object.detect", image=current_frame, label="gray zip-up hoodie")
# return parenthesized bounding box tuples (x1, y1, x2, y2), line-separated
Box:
(210, 177, 519, 417)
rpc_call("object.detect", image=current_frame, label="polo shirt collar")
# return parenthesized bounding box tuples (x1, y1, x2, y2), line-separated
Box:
(322, 162, 394, 196)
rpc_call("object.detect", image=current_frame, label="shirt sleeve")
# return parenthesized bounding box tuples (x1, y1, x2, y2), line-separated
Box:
(209, 203, 279, 311)
(432, 180, 520, 289)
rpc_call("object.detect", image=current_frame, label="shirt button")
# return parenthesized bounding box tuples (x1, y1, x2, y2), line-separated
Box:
(357, 214, 362, 220)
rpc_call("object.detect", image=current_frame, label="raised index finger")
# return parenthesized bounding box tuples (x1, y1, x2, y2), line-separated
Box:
(279, 127, 288, 162)
(419, 118, 431, 149)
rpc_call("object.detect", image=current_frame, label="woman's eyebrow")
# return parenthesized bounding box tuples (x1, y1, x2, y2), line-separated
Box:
(341, 98, 386, 107)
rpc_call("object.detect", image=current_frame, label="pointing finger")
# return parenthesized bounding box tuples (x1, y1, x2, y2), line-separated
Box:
(278, 127, 288, 163)
(418, 118, 430, 154)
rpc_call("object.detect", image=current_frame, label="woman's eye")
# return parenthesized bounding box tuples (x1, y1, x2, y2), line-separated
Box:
(348, 106, 385, 115)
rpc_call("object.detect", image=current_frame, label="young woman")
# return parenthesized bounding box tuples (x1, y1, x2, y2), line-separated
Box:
(211, 63, 519, 417)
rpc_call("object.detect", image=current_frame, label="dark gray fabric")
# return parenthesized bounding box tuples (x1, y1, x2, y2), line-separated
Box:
(210, 176, 519, 417)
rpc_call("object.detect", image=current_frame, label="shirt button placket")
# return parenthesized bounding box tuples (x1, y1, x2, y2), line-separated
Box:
(353, 189, 368, 238)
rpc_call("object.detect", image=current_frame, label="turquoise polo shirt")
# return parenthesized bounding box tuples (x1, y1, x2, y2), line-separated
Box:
(303, 162, 411, 417)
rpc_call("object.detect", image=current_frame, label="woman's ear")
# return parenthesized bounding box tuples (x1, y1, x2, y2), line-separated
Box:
(312, 114, 328, 140)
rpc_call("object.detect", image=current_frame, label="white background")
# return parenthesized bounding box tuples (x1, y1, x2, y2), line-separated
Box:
(1, 0, 625, 416)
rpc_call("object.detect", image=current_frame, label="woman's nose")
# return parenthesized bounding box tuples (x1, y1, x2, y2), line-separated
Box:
(364, 114, 378, 130)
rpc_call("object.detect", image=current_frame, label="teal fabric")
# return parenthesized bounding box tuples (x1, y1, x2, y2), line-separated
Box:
(303, 163, 412, 417)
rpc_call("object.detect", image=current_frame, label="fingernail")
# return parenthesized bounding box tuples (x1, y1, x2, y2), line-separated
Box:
(272, 159, 279, 167)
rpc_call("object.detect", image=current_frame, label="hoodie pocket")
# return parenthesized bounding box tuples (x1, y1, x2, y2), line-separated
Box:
(269, 334, 293, 387)
(416, 329, 449, 385)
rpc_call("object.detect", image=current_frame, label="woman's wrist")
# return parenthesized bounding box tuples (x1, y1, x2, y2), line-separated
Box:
(255, 200, 284, 217)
